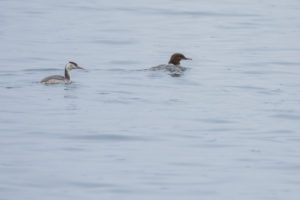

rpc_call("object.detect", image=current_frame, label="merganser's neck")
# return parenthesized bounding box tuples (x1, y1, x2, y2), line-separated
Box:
(168, 57, 181, 65)
(64, 68, 70, 80)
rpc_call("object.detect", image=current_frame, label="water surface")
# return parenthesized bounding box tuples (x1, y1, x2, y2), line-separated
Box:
(1, 0, 300, 199)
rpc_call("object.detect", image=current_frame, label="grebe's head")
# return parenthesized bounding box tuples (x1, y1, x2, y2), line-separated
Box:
(168, 53, 192, 65)
(66, 61, 85, 70)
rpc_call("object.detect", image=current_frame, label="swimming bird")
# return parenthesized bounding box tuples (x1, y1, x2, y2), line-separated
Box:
(40, 61, 85, 84)
(150, 53, 192, 72)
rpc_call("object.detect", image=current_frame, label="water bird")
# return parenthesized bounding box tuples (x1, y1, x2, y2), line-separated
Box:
(40, 61, 85, 84)
(150, 53, 192, 72)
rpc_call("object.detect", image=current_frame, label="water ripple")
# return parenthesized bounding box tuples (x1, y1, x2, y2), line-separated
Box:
(67, 134, 148, 142)
(272, 114, 300, 120)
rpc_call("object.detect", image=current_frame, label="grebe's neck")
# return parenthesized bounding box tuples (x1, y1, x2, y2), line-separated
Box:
(65, 68, 70, 80)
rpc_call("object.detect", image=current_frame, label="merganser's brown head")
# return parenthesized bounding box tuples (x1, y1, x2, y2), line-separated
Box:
(168, 53, 192, 66)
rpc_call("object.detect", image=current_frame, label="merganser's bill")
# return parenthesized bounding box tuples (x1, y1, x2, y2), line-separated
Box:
(150, 53, 192, 72)
(40, 61, 85, 84)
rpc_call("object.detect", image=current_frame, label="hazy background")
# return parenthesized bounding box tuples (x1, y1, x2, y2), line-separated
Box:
(1, 0, 300, 199)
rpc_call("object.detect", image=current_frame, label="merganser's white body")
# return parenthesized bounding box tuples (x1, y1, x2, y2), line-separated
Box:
(149, 53, 192, 72)
(40, 62, 84, 84)
(150, 64, 187, 72)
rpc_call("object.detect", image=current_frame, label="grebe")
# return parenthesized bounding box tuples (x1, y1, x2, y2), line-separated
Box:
(40, 61, 85, 84)
(150, 53, 192, 72)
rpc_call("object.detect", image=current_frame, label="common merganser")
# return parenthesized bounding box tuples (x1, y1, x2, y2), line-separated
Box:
(150, 53, 192, 72)
(40, 61, 85, 84)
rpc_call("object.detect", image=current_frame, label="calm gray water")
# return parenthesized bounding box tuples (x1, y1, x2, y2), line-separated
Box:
(1, 0, 300, 199)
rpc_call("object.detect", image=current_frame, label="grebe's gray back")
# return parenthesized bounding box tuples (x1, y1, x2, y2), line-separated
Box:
(40, 61, 84, 84)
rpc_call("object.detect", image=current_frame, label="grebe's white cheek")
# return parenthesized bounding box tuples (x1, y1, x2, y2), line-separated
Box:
(66, 64, 73, 70)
